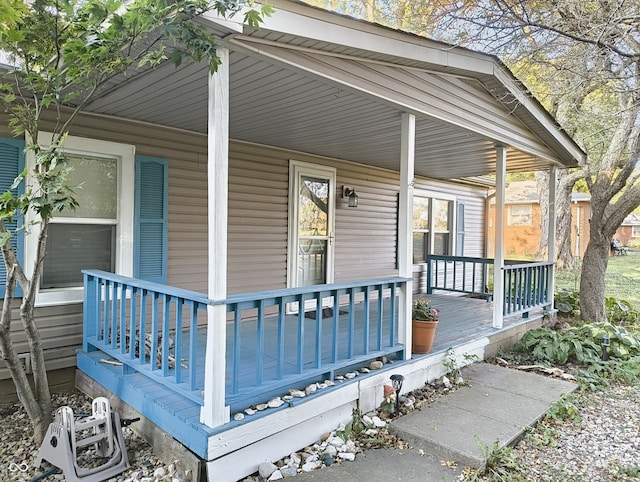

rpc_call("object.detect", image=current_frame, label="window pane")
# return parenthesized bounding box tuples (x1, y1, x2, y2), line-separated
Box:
(413, 232, 427, 263)
(433, 199, 450, 231)
(413, 197, 429, 230)
(299, 176, 328, 236)
(42, 224, 115, 288)
(57, 155, 117, 219)
(434, 233, 450, 255)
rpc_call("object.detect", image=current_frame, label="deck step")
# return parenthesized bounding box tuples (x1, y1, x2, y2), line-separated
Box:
(388, 363, 577, 470)
(77, 351, 212, 458)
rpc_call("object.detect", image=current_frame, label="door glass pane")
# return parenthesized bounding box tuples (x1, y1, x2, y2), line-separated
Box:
(299, 176, 328, 236)
(297, 239, 327, 286)
(42, 224, 115, 288)
(55, 155, 118, 219)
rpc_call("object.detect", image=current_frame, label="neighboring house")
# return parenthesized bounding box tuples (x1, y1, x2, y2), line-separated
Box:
(0, 2, 585, 480)
(487, 181, 591, 259)
(615, 212, 640, 246)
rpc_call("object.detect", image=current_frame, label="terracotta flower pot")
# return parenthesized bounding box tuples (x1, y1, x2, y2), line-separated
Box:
(412, 318, 438, 354)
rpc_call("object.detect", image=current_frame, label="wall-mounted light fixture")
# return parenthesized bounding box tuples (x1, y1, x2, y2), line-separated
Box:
(342, 186, 359, 208)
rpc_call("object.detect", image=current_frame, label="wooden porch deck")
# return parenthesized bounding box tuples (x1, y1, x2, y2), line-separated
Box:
(76, 293, 532, 460)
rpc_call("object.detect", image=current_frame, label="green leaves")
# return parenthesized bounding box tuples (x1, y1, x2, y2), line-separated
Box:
(0, 0, 271, 245)
(515, 322, 640, 366)
(0, 0, 272, 139)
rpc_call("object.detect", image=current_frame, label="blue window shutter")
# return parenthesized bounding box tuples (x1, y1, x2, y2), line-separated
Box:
(135, 156, 168, 284)
(456, 203, 465, 256)
(0, 138, 25, 297)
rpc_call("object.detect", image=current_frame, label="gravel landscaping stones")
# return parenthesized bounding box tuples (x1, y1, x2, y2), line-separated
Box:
(0, 391, 177, 482)
(2, 372, 639, 481)
(500, 384, 640, 482)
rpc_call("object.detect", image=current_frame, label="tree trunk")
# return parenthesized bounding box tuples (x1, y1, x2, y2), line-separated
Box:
(0, 276, 51, 444)
(536, 170, 576, 268)
(555, 182, 574, 269)
(579, 237, 609, 322)
(535, 171, 549, 259)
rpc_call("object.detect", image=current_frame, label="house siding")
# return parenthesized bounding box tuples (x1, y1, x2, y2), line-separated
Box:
(0, 112, 488, 380)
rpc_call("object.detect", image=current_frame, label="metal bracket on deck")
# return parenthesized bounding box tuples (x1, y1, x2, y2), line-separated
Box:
(35, 397, 130, 482)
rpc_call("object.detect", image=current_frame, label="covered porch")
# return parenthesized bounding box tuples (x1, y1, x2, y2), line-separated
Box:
(77, 256, 551, 466)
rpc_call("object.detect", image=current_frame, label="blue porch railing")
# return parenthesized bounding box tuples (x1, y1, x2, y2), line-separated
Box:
(503, 261, 552, 316)
(83, 271, 211, 405)
(425, 255, 493, 300)
(82, 270, 408, 411)
(222, 278, 407, 407)
(425, 255, 553, 316)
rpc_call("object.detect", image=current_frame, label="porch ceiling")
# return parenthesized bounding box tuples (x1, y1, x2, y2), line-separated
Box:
(78, 2, 585, 180)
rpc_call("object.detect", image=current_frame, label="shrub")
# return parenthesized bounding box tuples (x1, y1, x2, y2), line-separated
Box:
(514, 322, 640, 365)
(554, 289, 580, 317)
(605, 297, 640, 326)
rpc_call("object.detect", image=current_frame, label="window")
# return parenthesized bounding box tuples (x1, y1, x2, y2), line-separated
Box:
(412, 197, 429, 264)
(412, 194, 456, 263)
(507, 204, 532, 226)
(433, 199, 451, 256)
(42, 154, 118, 289)
(632, 226, 640, 238)
(26, 134, 135, 305)
(456, 203, 465, 256)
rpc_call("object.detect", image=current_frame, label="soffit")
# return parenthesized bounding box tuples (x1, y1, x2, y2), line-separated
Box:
(78, 5, 584, 180)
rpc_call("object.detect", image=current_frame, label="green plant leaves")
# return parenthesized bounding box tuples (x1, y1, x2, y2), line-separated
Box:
(515, 322, 640, 366)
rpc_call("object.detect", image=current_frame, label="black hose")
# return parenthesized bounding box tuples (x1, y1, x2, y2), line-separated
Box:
(28, 467, 60, 482)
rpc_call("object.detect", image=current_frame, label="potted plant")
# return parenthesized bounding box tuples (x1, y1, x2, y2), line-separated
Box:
(412, 298, 439, 354)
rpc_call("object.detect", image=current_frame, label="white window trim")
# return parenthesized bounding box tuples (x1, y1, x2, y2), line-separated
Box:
(25, 133, 135, 306)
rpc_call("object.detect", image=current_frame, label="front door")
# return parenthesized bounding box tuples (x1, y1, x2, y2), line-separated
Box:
(288, 161, 336, 293)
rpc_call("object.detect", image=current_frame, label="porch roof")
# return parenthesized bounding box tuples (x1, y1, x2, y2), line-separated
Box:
(76, 1, 585, 179)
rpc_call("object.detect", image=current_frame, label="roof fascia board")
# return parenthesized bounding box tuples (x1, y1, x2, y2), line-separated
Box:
(210, 1, 585, 168)
(209, 1, 495, 77)
(200, 10, 245, 33)
(491, 66, 586, 166)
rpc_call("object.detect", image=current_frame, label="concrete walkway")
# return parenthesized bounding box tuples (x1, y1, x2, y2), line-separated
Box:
(294, 363, 577, 481)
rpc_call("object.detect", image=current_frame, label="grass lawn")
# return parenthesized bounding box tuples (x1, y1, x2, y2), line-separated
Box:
(555, 249, 640, 310)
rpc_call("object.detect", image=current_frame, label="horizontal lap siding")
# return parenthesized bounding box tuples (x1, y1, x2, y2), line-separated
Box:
(228, 143, 289, 293)
(56, 114, 210, 293)
(226, 143, 401, 290)
(333, 164, 399, 280)
(0, 304, 82, 379)
(0, 113, 487, 381)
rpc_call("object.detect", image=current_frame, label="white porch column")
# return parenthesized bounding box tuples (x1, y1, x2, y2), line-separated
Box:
(547, 165, 558, 309)
(492, 145, 506, 329)
(201, 48, 231, 428)
(398, 112, 415, 359)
